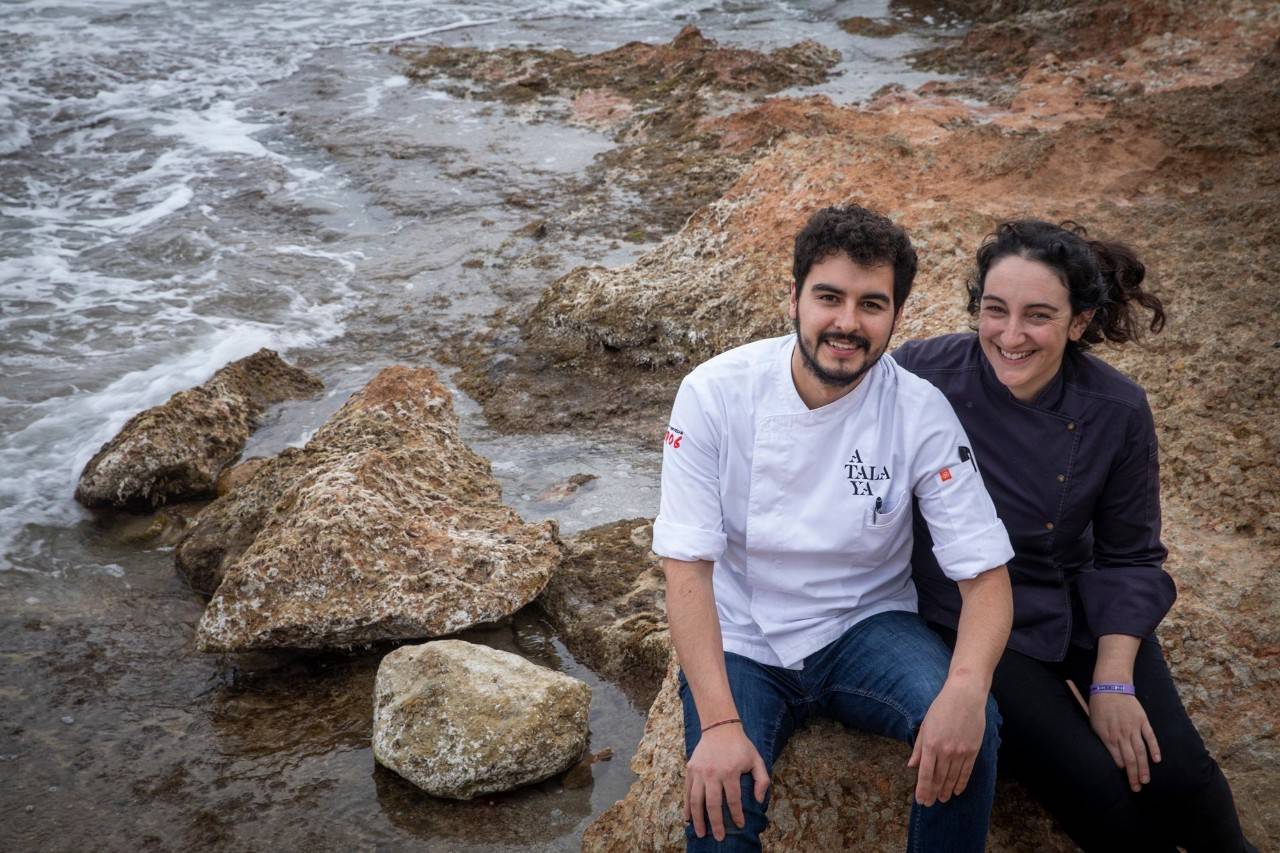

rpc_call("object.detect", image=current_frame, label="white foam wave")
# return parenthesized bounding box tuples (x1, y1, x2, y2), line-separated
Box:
(155, 101, 281, 160)
(274, 245, 367, 273)
(85, 184, 194, 233)
(0, 94, 32, 155)
(0, 318, 342, 573)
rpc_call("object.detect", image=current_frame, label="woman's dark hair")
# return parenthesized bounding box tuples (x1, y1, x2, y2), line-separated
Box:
(966, 219, 1166, 351)
(793, 204, 918, 310)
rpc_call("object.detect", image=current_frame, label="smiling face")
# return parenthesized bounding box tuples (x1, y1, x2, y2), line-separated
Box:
(789, 252, 898, 409)
(978, 255, 1094, 402)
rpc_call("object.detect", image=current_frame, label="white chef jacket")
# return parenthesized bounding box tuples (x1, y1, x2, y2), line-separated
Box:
(653, 334, 1014, 669)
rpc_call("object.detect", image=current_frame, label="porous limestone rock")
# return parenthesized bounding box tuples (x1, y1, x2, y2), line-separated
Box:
(371, 640, 591, 800)
(537, 518, 669, 692)
(582, 659, 1073, 853)
(75, 349, 322, 509)
(181, 366, 561, 651)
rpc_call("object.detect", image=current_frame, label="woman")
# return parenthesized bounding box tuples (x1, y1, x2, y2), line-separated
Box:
(893, 220, 1254, 852)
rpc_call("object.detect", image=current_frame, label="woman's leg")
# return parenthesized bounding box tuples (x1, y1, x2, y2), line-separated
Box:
(679, 653, 804, 853)
(926, 624, 1174, 853)
(1063, 638, 1252, 853)
(989, 643, 1174, 852)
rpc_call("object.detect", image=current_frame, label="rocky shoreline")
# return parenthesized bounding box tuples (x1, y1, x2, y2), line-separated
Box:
(73, 1, 1279, 848)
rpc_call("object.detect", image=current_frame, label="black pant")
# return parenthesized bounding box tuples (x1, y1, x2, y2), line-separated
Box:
(931, 625, 1250, 853)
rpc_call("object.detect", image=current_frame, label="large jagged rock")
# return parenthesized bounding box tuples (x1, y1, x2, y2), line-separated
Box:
(180, 366, 561, 652)
(537, 518, 669, 693)
(396, 26, 840, 242)
(75, 349, 322, 509)
(582, 659, 1072, 852)
(371, 640, 591, 800)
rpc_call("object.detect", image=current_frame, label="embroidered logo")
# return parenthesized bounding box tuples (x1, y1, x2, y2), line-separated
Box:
(843, 448, 891, 497)
(939, 468, 952, 483)
(664, 426, 684, 449)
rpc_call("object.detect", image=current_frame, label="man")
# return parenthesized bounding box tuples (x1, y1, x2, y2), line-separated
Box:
(653, 204, 1015, 852)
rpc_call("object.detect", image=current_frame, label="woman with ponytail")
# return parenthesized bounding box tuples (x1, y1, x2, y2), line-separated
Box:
(893, 220, 1255, 852)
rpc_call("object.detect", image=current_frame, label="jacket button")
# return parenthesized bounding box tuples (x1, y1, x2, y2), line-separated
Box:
(1066, 422, 1076, 431)
(1045, 522, 1055, 530)
(1057, 474, 1066, 483)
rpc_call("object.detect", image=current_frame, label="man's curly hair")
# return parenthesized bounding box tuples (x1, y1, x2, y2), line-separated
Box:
(792, 205, 918, 309)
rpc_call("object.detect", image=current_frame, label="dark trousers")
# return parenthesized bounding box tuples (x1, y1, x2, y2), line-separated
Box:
(933, 625, 1250, 852)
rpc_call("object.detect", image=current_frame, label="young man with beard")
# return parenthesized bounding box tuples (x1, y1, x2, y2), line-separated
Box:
(654, 204, 1015, 852)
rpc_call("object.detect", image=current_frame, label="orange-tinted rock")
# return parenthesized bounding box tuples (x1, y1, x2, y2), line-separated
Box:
(539, 5, 1279, 847)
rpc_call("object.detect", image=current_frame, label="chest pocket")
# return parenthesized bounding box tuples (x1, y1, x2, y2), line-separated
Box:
(850, 489, 912, 574)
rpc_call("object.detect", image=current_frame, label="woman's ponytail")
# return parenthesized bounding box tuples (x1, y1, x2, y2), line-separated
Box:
(1083, 238, 1166, 346)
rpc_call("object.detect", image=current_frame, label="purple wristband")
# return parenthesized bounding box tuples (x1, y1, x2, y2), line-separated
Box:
(1089, 682, 1136, 696)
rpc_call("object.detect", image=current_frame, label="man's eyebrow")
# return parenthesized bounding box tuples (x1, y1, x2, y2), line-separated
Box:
(810, 283, 891, 302)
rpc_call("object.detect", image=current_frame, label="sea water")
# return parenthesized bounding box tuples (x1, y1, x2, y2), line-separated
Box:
(0, 1, 959, 848)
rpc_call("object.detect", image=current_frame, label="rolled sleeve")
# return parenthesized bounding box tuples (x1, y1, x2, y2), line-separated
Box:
(1078, 398, 1175, 638)
(651, 518, 727, 563)
(931, 519, 1015, 581)
(913, 389, 1014, 581)
(652, 375, 727, 564)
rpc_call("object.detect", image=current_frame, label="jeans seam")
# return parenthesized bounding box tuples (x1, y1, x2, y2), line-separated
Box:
(824, 685, 918, 733)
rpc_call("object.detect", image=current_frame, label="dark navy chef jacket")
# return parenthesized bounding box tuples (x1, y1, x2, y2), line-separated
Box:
(893, 333, 1176, 663)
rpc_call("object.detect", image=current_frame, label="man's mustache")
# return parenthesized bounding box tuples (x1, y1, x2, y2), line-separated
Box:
(818, 332, 870, 350)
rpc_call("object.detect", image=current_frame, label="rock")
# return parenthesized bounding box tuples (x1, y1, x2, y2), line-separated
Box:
(213, 456, 270, 498)
(75, 349, 322, 509)
(396, 28, 840, 241)
(582, 659, 1074, 852)
(180, 366, 561, 651)
(839, 16, 905, 38)
(371, 640, 591, 800)
(573, 27, 1280, 850)
(533, 472, 596, 504)
(537, 518, 669, 695)
(107, 503, 205, 548)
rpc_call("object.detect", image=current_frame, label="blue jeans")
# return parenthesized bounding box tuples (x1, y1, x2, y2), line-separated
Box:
(679, 610, 1000, 853)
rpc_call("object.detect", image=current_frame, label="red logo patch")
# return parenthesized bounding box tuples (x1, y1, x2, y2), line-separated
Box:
(664, 427, 684, 449)
(939, 467, 952, 482)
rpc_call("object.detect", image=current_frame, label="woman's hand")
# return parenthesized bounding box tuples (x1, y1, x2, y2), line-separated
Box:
(1089, 692, 1162, 792)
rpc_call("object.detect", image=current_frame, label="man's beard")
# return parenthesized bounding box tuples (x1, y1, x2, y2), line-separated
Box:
(793, 316, 890, 389)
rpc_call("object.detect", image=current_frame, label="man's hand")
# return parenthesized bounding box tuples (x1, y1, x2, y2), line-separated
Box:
(684, 724, 770, 841)
(1090, 692, 1161, 792)
(907, 677, 988, 807)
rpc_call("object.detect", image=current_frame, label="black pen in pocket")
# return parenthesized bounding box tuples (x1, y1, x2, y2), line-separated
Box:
(873, 496, 883, 523)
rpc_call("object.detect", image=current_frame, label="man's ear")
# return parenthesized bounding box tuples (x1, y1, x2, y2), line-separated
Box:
(788, 280, 799, 321)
